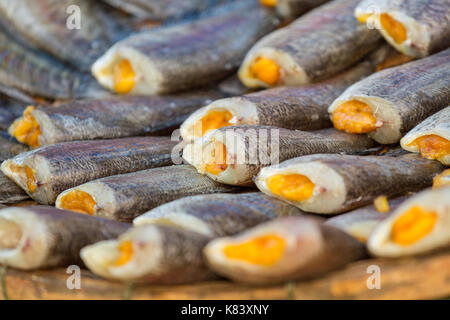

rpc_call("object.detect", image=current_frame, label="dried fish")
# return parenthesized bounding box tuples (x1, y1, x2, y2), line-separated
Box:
(0, 29, 108, 99)
(256, 153, 444, 214)
(368, 187, 450, 257)
(8, 90, 222, 147)
(92, 0, 279, 95)
(0, 131, 28, 162)
(0, 96, 27, 131)
(0, 206, 129, 270)
(183, 126, 375, 186)
(260, 0, 330, 19)
(204, 216, 365, 284)
(329, 49, 450, 144)
(56, 165, 241, 223)
(1, 137, 177, 205)
(401, 106, 450, 166)
(134, 192, 304, 237)
(324, 197, 407, 243)
(81, 224, 214, 284)
(433, 169, 450, 189)
(239, 0, 381, 88)
(355, 0, 450, 57)
(0, 172, 29, 204)
(0, 0, 132, 71)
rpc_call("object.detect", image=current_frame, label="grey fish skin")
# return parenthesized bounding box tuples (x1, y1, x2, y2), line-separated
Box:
(401, 106, 450, 166)
(355, 0, 450, 58)
(184, 126, 376, 186)
(1, 137, 177, 205)
(257, 154, 445, 214)
(0, 0, 132, 72)
(134, 192, 305, 237)
(13, 90, 223, 147)
(270, 0, 330, 19)
(324, 197, 407, 243)
(204, 217, 365, 285)
(0, 96, 27, 131)
(93, 0, 280, 95)
(0, 29, 108, 100)
(0, 206, 129, 270)
(329, 49, 450, 144)
(239, 0, 382, 88)
(0, 172, 29, 204)
(81, 224, 214, 284)
(56, 165, 242, 223)
(0, 131, 28, 162)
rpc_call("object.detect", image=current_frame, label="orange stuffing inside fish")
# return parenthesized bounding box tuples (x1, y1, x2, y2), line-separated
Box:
(250, 57, 280, 86)
(391, 206, 437, 246)
(380, 13, 407, 45)
(409, 135, 450, 162)
(114, 59, 135, 94)
(11, 106, 41, 148)
(266, 174, 315, 202)
(58, 190, 97, 215)
(205, 142, 228, 175)
(194, 110, 233, 138)
(332, 100, 378, 134)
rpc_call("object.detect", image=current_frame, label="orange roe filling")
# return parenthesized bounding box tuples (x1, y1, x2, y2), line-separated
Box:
(266, 174, 315, 202)
(332, 100, 377, 134)
(250, 57, 280, 86)
(433, 169, 450, 189)
(260, 0, 277, 7)
(58, 190, 96, 215)
(115, 241, 134, 266)
(25, 166, 36, 193)
(194, 110, 233, 138)
(205, 142, 228, 175)
(410, 135, 450, 161)
(391, 206, 437, 246)
(113, 59, 135, 94)
(380, 13, 407, 45)
(377, 52, 414, 71)
(223, 234, 285, 266)
(12, 106, 41, 148)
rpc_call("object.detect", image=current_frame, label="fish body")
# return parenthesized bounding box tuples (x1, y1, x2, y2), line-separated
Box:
(204, 216, 365, 284)
(1, 137, 177, 205)
(81, 224, 214, 284)
(56, 165, 241, 222)
(92, 0, 279, 95)
(239, 0, 382, 88)
(134, 192, 305, 237)
(0, 131, 28, 162)
(264, 0, 330, 19)
(329, 49, 450, 144)
(256, 153, 444, 214)
(355, 0, 450, 57)
(183, 126, 375, 186)
(0, 96, 27, 131)
(0, 172, 29, 204)
(0, 206, 129, 270)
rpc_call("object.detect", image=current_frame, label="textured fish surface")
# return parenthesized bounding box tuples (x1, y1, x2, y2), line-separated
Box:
(264, 0, 330, 19)
(239, 0, 382, 88)
(0, 96, 28, 131)
(0, 0, 132, 71)
(324, 197, 408, 243)
(183, 126, 375, 186)
(92, 0, 279, 95)
(0, 29, 108, 99)
(56, 165, 242, 223)
(10, 90, 223, 147)
(401, 106, 450, 166)
(1, 137, 178, 205)
(0, 131, 28, 162)
(0, 172, 29, 204)
(256, 153, 444, 214)
(181, 46, 403, 141)
(329, 49, 450, 144)
(204, 216, 365, 284)
(355, 0, 450, 57)
(368, 187, 450, 257)
(0, 206, 129, 270)
(134, 192, 305, 237)
(81, 224, 214, 284)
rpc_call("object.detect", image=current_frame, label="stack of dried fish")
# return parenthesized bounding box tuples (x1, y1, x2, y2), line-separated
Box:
(0, 0, 449, 290)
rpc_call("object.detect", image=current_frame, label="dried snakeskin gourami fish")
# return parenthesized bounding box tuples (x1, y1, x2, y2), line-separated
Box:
(355, 0, 450, 58)
(256, 154, 444, 214)
(92, 0, 279, 95)
(81, 224, 214, 284)
(56, 165, 240, 223)
(329, 49, 450, 144)
(1, 137, 177, 205)
(260, 0, 330, 19)
(134, 192, 304, 237)
(8, 90, 222, 147)
(181, 45, 408, 141)
(0, 0, 131, 71)
(0, 172, 29, 204)
(0, 206, 129, 270)
(324, 197, 407, 243)
(204, 216, 365, 284)
(239, 0, 381, 89)
(183, 126, 375, 186)
(0, 131, 28, 162)
(433, 169, 450, 189)
(0, 29, 108, 100)
(401, 106, 450, 166)
(368, 187, 450, 257)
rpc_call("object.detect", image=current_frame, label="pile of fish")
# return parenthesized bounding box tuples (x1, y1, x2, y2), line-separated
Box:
(0, 0, 449, 287)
